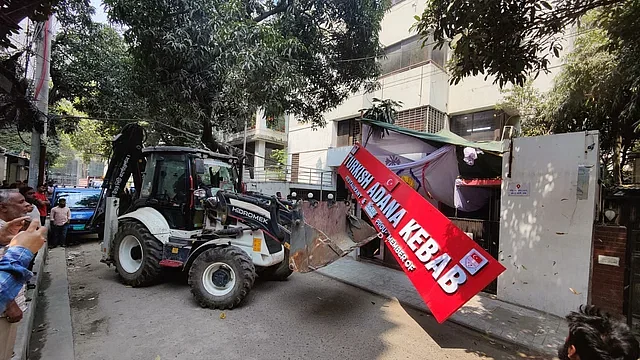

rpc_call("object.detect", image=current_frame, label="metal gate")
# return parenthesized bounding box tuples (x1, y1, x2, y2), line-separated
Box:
(628, 229, 640, 333)
(604, 190, 640, 332)
(450, 218, 500, 294)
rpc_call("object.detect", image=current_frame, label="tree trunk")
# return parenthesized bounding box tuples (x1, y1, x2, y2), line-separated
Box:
(200, 116, 228, 154)
(200, 116, 241, 157)
(613, 134, 623, 185)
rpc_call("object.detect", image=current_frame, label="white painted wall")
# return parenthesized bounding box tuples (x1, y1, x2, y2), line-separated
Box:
(327, 146, 354, 167)
(379, 64, 448, 113)
(449, 29, 580, 115)
(498, 131, 599, 317)
(379, 0, 425, 46)
(245, 181, 290, 196)
(254, 140, 266, 169)
(288, 119, 334, 154)
(298, 151, 328, 172)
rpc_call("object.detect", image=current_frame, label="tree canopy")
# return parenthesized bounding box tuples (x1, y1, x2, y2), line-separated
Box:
(0, 0, 92, 48)
(497, 11, 640, 184)
(414, 0, 626, 86)
(100, 0, 389, 151)
(50, 23, 144, 121)
(0, 0, 95, 144)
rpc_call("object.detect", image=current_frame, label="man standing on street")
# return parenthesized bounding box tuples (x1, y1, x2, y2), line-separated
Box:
(51, 198, 71, 248)
(33, 185, 50, 226)
(0, 190, 31, 360)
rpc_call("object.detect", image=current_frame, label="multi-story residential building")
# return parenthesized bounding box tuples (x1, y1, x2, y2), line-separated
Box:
(285, 0, 576, 189)
(277, 0, 581, 302)
(225, 110, 288, 173)
(225, 110, 336, 197)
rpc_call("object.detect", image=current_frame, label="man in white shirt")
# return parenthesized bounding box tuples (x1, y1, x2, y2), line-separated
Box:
(50, 198, 71, 248)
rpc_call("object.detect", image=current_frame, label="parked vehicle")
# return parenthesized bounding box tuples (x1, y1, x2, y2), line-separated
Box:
(52, 188, 101, 235)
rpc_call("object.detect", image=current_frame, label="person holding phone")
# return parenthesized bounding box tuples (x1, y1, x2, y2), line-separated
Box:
(0, 190, 37, 360)
(0, 218, 46, 360)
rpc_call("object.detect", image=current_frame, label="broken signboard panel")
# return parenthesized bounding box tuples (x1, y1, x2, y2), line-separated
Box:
(337, 144, 506, 323)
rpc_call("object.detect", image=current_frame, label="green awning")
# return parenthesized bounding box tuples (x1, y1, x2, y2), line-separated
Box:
(360, 118, 505, 154)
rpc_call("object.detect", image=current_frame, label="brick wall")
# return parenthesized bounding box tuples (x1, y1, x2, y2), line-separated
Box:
(591, 225, 627, 316)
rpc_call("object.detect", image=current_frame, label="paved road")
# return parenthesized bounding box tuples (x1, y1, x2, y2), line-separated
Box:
(60, 241, 546, 360)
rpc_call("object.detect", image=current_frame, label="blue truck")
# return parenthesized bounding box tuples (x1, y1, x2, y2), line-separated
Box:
(51, 187, 102, 235)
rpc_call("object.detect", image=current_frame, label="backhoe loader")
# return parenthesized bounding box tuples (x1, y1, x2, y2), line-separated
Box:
(90, 123, 377, 309)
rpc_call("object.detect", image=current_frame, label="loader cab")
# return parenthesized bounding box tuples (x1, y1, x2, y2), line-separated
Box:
(136, 147, 239, 231)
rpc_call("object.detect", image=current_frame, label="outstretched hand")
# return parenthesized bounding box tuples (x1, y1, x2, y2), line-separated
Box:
(8, 219, 47, 254)
(0, 216, 30, 245)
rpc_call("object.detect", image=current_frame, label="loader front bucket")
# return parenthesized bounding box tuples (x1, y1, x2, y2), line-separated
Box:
(289, 201, 378, 273)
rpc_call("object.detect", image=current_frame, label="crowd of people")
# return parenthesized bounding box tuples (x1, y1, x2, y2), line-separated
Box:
(0, 181, 71, 359)
(0, 190, 47, 359)
(0, 180, 54, 193)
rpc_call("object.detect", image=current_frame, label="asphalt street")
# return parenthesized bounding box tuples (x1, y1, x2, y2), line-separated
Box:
(37, 240, 548, 360)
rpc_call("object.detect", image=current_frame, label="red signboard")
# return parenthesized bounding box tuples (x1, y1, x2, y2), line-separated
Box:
(338, 144, 506, 323)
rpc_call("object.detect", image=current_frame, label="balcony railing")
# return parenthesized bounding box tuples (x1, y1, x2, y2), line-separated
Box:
(243, 164, 334, 188)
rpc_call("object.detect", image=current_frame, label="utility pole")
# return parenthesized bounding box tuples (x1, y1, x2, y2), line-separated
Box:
(242, 119, 248, 176)
(29, 18, 52, 188)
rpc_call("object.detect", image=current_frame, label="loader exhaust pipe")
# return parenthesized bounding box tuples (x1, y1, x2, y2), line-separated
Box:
(288, 201, 378, 273)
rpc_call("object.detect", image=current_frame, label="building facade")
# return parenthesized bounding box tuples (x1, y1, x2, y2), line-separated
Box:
(279, 0, 586, 317)
(287, 0, 576, 183)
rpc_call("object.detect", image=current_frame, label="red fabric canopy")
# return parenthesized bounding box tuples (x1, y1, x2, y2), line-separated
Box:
(456, 179, 502, 187)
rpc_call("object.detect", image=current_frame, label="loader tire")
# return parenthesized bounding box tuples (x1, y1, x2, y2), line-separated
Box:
(260, 248, 293, 281)
(188, 246, 256, 310)
(113, 221, 163, 287)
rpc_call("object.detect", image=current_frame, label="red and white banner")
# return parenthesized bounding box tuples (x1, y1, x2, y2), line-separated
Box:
(338, 144, 506, 323)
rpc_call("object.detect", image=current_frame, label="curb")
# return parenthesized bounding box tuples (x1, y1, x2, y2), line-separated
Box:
(13, 242, 48, 360)
(316, 271, 555, 357)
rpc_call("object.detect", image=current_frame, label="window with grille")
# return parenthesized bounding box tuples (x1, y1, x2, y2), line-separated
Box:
(336, 118, 361, 147)
(379, 35, 447, 75)
(450, 110, 506, 141)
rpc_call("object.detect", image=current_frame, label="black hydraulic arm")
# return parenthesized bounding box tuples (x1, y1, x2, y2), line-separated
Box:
(90, 123, 145, 230)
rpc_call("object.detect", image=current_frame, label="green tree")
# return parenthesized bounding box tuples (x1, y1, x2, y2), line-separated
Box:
(414, 0, 626, 86)
(103, 0, 389, 152)
(48, 17, 150, 163)
(546, 15, 638, 184)
(51, 99, 112, 163)
(496, 80, 549, 136)
(50, 22, 145, 124)
(50, 132, 76, 168)
(360, 98, 402, 124)
(68, 119, 111, 163)
(497, 13, 640, 185)
(269, 148, 287, 180)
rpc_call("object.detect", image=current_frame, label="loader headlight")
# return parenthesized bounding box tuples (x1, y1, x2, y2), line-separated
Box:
(194, 189, 207, 198)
